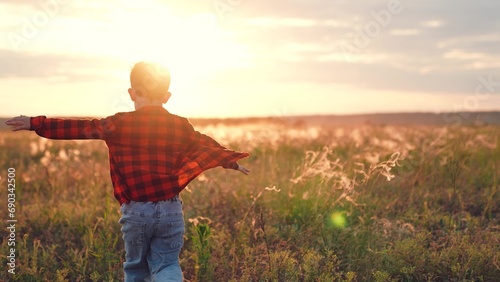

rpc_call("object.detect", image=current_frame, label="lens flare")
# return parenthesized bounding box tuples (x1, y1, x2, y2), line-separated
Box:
(330, 212, 347, 229)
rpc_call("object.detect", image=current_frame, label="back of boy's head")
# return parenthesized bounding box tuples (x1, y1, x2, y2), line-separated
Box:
(130, 62, 170, 100)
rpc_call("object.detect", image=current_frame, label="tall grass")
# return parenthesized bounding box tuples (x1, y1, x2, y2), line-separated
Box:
(0, 124, 499, 281)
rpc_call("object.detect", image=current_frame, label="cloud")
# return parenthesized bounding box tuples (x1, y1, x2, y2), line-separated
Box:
(390, 29, 419, 36)
(207, 55, 496, 95)
(0, 49, 127, 81)
(206, 0, 500, 96)
(1, 0, 499, 100)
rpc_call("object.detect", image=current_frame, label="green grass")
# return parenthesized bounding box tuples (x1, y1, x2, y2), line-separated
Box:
(0, 124, 499, 281)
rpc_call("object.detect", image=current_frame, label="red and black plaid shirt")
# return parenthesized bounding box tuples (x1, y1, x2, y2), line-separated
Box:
(30, 106, 249, 205)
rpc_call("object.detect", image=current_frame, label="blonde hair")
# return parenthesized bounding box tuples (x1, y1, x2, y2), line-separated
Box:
(130, 62, 170, 100)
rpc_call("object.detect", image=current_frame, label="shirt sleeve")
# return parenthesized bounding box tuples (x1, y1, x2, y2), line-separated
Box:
(222, 162, 239, 169)
(185, 119, 225, 149)
(183, 119, 244, 170)
(30, 115, 118, 140)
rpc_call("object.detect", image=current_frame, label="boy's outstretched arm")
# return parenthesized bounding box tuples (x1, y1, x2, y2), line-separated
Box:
(184, 119, 250, 175)
(5, 115, 30, 131)
(185, 120, 225, 149)
(5, 115, 116, 140)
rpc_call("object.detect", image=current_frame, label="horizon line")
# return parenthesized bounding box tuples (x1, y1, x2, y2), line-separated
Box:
(1, 109, 500, 120)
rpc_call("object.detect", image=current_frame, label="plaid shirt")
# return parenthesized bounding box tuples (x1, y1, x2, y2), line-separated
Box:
(30, 106, 249, 205)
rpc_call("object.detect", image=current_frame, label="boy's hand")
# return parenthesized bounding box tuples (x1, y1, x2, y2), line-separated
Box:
(237, 164, 250, 175)
(223, 161, 250, 175)
(5, 115, 31, 131)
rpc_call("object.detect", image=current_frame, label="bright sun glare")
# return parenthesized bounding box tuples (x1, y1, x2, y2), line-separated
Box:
(106, 2, 250, 84)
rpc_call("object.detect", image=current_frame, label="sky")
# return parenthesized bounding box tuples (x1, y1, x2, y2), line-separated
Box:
(0, 0, 499, 118)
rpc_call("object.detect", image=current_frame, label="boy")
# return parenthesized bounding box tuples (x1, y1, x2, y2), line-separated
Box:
(5, 62, 250, 281)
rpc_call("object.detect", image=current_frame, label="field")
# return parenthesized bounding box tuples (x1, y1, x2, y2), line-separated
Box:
(0, 120, 499, 281)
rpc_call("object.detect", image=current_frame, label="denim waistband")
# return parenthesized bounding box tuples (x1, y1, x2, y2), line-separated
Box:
(166, 194, 181, 203)
(120, 195, 183, 217)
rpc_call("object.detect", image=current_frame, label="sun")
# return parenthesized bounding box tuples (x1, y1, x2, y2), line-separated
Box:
(105, 2, 250, 84)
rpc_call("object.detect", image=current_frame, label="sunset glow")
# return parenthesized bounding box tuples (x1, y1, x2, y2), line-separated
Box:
(1, 0, 499, 118)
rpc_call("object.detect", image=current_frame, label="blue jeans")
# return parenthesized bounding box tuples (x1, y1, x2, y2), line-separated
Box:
(119, 196, 184, 282)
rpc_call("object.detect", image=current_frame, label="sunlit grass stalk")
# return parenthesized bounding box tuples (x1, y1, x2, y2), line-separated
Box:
(259, 211, 272, 275)
(445, 152, 470, 230)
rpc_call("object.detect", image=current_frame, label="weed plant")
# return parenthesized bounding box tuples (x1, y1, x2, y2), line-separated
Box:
(0, 124, 498, 281)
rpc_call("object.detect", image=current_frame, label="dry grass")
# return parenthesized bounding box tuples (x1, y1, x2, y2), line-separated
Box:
(0, 123, 499, 281)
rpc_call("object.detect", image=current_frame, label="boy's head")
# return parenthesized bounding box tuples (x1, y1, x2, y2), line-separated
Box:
(128, 62, 171, 103)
